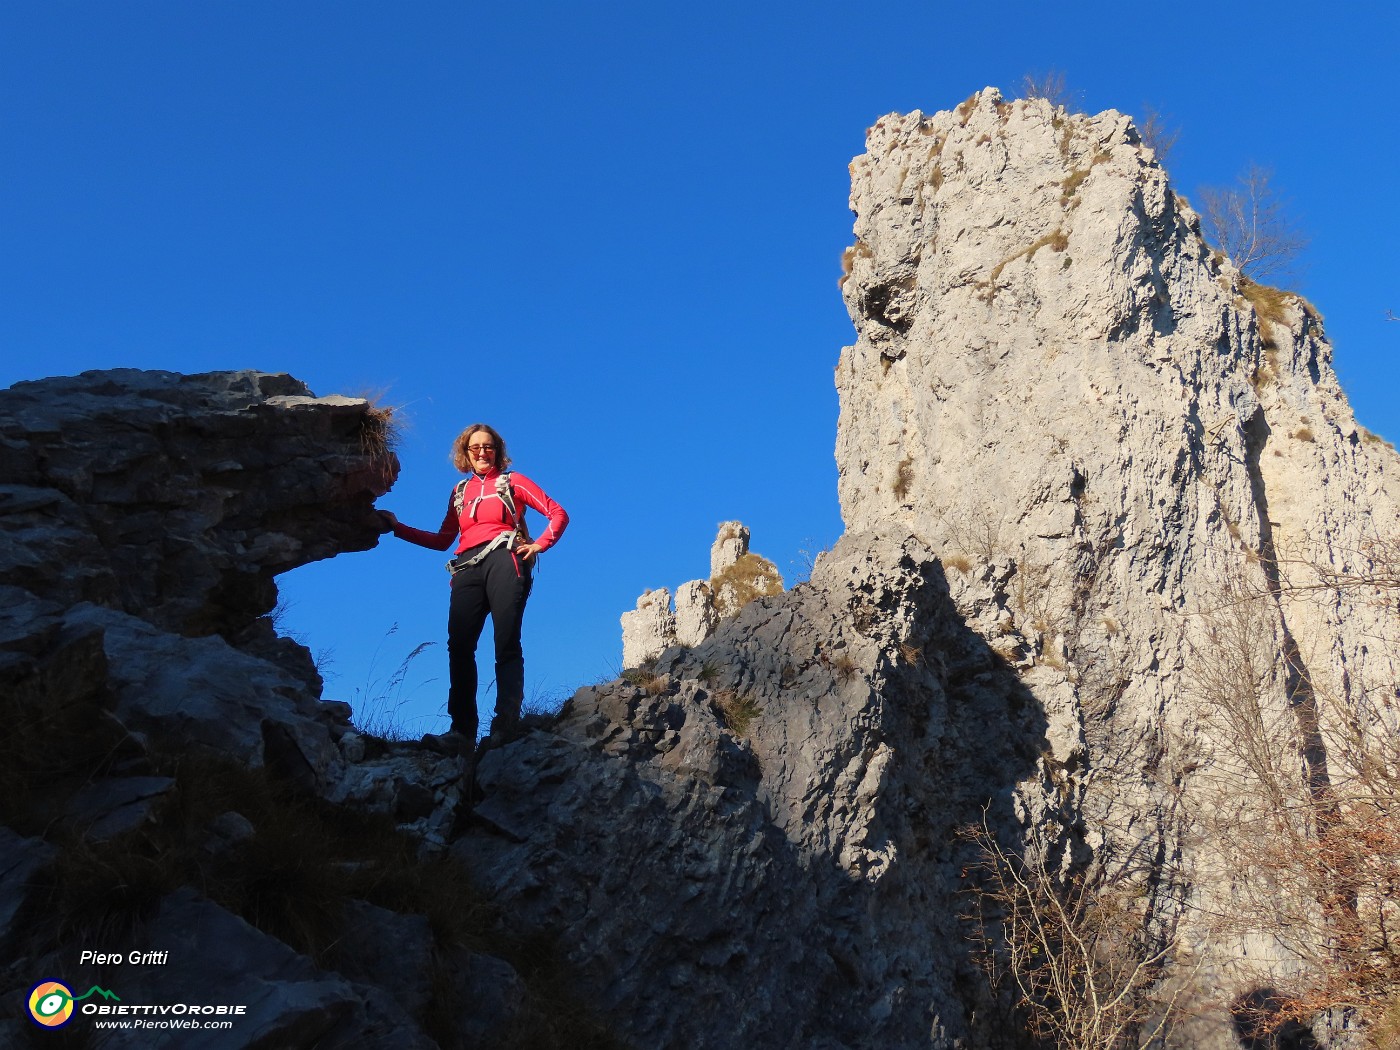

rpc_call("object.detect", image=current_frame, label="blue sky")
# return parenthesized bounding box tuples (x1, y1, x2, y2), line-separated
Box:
(4, 2, 1396, 737)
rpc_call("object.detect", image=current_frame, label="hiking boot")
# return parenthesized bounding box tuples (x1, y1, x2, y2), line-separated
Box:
(485, 713, 525, 747)
(421, 730, 470, 757)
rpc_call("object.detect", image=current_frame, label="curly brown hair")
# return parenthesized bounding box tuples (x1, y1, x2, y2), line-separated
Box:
(451, 423, 511, 473)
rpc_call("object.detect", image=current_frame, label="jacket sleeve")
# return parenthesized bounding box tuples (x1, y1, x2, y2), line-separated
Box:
(391, 491, 459, 551)
(511, 473, 569, 552)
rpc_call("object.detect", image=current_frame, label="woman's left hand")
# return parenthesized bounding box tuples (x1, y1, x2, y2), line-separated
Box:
(516, 542, 543, 563)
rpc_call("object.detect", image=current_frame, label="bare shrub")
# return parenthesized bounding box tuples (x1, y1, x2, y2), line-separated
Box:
(1137, 106, 1180, 165)
(964, 816, 1187, 1048)
(1020, 69, 1075, 110)
(1199, 164, 1308, 282)
(1189, 552, 1400, 1042)
(791, 537, 834, 585)
(893, 454, 916, 500)
(941, 507, 1006, 563)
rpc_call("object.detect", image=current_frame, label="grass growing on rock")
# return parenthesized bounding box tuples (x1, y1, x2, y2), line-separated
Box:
(980, 229, 1069, 301)
(713, 689, 761, 737)
(355, 390, 403, 460)
(711, 553, 785, 617)
(893, 455, 916, 500)
(1240, 277, 1295, 328)
(1362, 428, 1396, 451)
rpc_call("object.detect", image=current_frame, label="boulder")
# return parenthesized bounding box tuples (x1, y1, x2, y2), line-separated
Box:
(0, 369, 396, 643)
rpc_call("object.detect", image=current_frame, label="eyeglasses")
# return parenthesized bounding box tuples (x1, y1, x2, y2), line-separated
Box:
(467, 444, 496, 455)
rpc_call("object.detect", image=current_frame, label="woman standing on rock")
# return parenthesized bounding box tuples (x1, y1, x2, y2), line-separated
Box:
(378, 423, 568, 747)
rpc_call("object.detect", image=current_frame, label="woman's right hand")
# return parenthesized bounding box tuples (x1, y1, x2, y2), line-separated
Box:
(376, 510, 398, 534)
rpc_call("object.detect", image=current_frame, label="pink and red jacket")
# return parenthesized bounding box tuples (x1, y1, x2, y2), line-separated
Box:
(392, 468, 569, 555)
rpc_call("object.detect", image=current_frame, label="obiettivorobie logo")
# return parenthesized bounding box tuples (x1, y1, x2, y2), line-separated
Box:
(27, 981, 120, 1028)
(27, 976, 248, 1032)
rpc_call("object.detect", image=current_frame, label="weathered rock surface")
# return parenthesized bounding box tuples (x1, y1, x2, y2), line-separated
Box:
(0, 370, 398, 790)
(837, 88, 1400, 1042)
(710, 519, 750, 576)
(468, 529, 1046, 1048)
(619, 586, 675, 669)
(673, 578, 718, 647)
(0, 369, 396, 641)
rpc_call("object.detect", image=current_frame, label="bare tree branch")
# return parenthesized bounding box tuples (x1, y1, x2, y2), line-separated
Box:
(1137, 106, 1180, 165)
(963, 814, 1187, 1048)
(1188, 548, 1400, 1041)
(1199, 164, 1308, 282)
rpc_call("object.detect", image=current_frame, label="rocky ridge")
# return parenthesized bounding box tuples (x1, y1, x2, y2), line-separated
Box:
(467, 527, 1046, 1047)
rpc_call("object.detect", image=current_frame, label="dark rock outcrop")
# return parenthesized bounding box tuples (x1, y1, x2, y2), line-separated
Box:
(0, 369, 395, 641)
(0, 370, 506, 1048)
(0, 370, 396, 787)
(458, 530, 1046, 1048)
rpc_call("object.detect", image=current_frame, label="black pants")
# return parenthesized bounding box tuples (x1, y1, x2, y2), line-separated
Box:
(447, 545, 533, 741)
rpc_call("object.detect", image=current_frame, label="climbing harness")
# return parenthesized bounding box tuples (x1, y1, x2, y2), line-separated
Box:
(446, 531, 513, 574)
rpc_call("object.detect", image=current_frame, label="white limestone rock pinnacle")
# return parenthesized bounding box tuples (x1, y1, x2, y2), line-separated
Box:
(673, 579, 718, 648)
(837, 86, 1400, 1035)
(620, 587, 673, 670)
(619, 522, 783, 666)
(710, 520, 749, 577)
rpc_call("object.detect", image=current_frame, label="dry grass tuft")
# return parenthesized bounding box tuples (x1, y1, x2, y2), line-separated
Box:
(823, 649, 860, 681)
(1239, 277, 1296, 330)
(1251, 340, 1282, 392)
(1060, 168, 1091, 205)
(944, 552, 974, 574)
(353, 389, 403, 460)
(711, 553, 784, 617)
(1362, 428, 1396, 451)
(621, 667, 668, 695)
(981, 229, 1070, 300)
(893, 455, 916, 500)
(713, 689, 761, 736)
